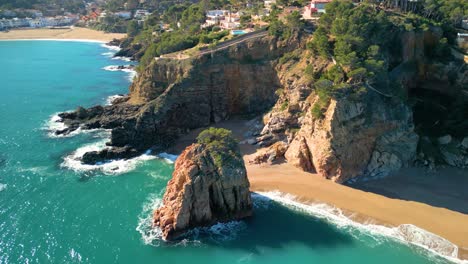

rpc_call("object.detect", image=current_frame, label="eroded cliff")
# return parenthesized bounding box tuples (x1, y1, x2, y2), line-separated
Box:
(153, 128, 252, 240)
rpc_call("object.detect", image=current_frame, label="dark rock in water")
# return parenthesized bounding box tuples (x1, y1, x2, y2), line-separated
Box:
(107, 38, 122, 47)
(114, 38, 142, 60)
(54, 123, 80, 136)
(82, 146, 140, 165)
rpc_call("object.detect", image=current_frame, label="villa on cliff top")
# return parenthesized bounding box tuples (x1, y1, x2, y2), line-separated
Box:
(303, 0, 332, 18)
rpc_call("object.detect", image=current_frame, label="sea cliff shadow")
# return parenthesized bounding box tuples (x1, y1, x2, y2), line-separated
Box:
(346, 167, 468, 214)
(181, 194, 353, 253)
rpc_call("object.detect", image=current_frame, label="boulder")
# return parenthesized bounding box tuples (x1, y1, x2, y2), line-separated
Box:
(153, 130, 252, 240)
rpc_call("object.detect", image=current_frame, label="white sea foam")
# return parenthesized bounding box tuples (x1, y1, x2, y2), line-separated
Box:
(44, 112, 102, 138)
(101, 51, 114, 57)
(0, 183, 6, 192)
(61, 137, 156, 175)
(100, 43, 121, 51)
(157, 153, 178, 164)
(253, 191, 467, 264)
(136, 193, 246, 245)
(45, 113, 67, 135)
(112, 56, 132, 62)
(102, 65, 137, 81)
(105, 94, 125, 105)
(136, 194, 164, 245)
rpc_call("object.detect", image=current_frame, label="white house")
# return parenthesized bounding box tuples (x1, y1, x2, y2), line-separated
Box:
(303, 0, 332, 16)
(264, 0, 276, 9)
(203, 10, 228, 27)
(134, 9, 150, 19)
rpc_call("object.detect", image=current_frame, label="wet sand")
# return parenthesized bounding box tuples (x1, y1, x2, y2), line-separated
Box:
(0, 27, 125, 42)
(169, 118, 468, 260)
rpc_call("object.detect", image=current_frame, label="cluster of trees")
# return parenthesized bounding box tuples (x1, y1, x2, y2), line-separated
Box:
(137, 2, 231, 69)
(309, 1, 391, 84)
(305, 0, 461, 118)
(268, 9, 305, 39)
(305, 1, 399, 118)
(0, 0, 87, 14)
(376, 0, 467, 28)
(89, 16, 129, 33)
(196, 128, 241, 168)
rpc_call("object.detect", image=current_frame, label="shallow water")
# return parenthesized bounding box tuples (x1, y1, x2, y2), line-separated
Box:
(0, 41, 453, 263)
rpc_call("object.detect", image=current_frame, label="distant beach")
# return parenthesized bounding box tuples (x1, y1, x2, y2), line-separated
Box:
(0, 27, 126, 42)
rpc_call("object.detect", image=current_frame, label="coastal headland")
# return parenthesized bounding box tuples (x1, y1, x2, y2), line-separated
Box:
(0, 27, 126, 42)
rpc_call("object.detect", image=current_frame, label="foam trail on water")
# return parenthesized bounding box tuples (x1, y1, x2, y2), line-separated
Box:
(253, 191, 466, 264)
(105, 94, 125, 105)
(137, 193, 246, 245)
(0, 183, 6, 192)
(101, 52, 114, 57)
(44, 113, 103, 138)
(157, 153, 178, 164)
(102, 65, 137, 81)
(61, 136, 156, 175)
(112, 56, 132, 62)
(100, 43, 120, 51)
(136, 194, 164, 245)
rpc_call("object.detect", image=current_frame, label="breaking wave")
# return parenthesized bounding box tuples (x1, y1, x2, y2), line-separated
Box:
(61, 137, 156, 175)
(0, 183, 6, 192)
(101, 51, 114, 58)
(102, 65, 137, 81)
(253, 191, 466, 264)
(44, 113, 103, 138)
(136, 193, 246, 246)
(105, 94, 125, 106)
(112, 56, 132, 62)
(157, 153, 178, 164)
(136, 190, 465, 263)
(100, 43, 120, 51)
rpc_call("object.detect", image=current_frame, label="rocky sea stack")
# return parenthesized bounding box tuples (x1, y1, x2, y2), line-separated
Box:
(153, 128, 252, 240)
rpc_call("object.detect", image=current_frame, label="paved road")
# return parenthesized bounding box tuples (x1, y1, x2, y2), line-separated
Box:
(198, 30, 268, 55)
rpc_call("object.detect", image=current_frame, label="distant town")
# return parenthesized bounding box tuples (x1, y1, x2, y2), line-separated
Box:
(0, 0, 331, 34)
(0, 0, 466, 52)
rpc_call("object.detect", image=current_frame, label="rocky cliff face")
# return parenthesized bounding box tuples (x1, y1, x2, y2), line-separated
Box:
(256, 68, 419, 183)
(56, 34, 301, 163)
(153, 142, 252, 240)
(250, 26, 466, 182)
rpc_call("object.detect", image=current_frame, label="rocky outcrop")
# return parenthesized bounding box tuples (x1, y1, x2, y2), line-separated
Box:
(153, 139, 252, 240)
(278, 93, 418, 183)
(57, 34, 302, 164)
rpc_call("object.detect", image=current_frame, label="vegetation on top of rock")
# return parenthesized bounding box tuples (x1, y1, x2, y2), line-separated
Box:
(301, 0, 464, 118)
(268, 9, 305, 39)
(196, 128, 241, 168)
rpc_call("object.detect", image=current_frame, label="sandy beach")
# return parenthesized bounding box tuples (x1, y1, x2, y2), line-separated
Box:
(0, 27, 126, 42)
(169, 119, 468, 261)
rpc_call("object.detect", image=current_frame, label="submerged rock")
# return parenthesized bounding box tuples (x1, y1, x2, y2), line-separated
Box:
(153, 128, 252, 240)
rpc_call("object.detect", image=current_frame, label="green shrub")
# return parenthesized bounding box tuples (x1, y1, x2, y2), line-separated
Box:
(196, 128, 240, 168)
(280, 100, 289, 111)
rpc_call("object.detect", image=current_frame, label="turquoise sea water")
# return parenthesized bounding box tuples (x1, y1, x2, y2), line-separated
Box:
(0, 41, 453, 263)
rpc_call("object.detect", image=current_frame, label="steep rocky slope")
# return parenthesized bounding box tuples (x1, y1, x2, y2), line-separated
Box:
(57, 25, 466, 181)
(153, 129, 252, 240)
(56, 33, 302, 160)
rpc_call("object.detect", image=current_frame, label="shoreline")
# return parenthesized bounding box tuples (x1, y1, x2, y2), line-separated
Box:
(247, 162, 468, 263)
(169, 119, 468, 262)
(0, 27, 126, 42)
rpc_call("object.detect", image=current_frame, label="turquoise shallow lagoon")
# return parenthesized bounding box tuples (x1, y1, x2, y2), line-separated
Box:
(0, 41, 453, 263)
